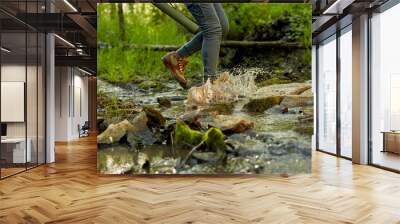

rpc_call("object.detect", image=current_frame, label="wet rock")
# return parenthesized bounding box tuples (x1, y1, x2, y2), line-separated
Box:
(126, 112, 157, 146)
(266, 105, 288, 114)
(243, 96, 283, 113)
(209, 115, 254, 134)
(157, 97, 172, 108)
(170, 96, 186, 101)
(97, 119, 134, 144)
(192, 152, 220, 163)
(143, 106, 166, 128)
(268, 139, 311, 157)
(174, 120, 204, 149)
(255, 133, 274, 143)
(97, 118, 107, 133)
(280, 95, 313, 108)
(138, 80, 163, 90)
(255, 82, 311, 97)
(300, 88, 313, 97)
(201, 102, 235, 115)
(180, 111, 203, 131)
(179, 164, 216, 174)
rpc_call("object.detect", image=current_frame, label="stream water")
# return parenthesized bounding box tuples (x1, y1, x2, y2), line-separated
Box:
(97, 74, 312, 175)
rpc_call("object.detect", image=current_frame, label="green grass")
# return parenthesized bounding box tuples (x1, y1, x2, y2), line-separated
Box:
(97, 3, 311, 84)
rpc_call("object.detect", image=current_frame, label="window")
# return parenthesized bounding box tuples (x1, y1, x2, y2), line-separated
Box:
(317, 35, 337, 154)
(339, 26, 352, 158)
(370, 3, 400, 171)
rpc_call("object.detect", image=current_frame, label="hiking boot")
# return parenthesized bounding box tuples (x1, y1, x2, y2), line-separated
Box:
(162, 52, 189, 89)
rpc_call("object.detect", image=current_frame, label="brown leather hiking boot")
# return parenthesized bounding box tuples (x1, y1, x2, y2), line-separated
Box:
(162, 52, 189, 89)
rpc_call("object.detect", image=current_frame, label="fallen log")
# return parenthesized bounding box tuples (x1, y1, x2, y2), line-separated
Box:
(117, 40, 307, 51)
(98, 40, 308, 51)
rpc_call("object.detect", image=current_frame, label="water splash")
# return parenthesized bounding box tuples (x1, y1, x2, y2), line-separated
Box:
(186, 71, 257, 107)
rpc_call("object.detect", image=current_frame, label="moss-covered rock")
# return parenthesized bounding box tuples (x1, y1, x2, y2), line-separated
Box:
(258, 77, 291, 87)
(243, 96, 283, 113)
(202, 102, 235, 115)
(203, 127, 227, 152)
(280, 95, 313, 108)
(201, 128, 228, 165)
(174, 120, 204, 148)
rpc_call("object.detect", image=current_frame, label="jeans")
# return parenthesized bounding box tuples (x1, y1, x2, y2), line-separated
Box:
(176, 3, 229, 81)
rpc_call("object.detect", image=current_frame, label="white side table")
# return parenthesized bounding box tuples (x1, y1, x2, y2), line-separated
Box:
(1, 138, 32, 163)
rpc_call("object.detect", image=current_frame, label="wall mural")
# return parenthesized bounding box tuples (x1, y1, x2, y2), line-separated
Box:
(97, 3, 312, 175)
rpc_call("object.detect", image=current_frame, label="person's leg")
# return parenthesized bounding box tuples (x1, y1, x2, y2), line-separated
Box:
(213, 3, 229, 40)
(176, 32, 202, 58)
(177, 3, 229, 58)
(184, 3, 223, 81)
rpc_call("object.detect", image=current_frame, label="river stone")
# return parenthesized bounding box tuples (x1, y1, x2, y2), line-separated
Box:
(97, 119, 134, 144)
(280, 95, 313, 108)
(127, 112, 157, 146)
(201, 102, 235, 115)
(157, 97, 172, 108)
(138, 80, 161, 90)
(300, 88, 313, 97)
(255, 82, 311, 97)
(192, 152, 220, 163)
(143, 106, 166, 128)
(243, 96, 283, 113)
(179, 111, 203, 131)
(209, 115, 254, 134)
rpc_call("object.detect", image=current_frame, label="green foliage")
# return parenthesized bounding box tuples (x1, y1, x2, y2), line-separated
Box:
(97, 3, 311, 84)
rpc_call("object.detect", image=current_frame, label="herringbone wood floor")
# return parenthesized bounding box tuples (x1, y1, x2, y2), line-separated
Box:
(1, 136, 400, 224)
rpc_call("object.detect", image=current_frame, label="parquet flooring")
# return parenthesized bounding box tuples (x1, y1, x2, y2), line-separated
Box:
(1, 136, 400, 224)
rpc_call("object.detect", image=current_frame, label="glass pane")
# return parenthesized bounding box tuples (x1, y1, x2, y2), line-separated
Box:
(38, 32, 45, 165)
(27, 31, 38, 169)
(317, 35, 337, 154)
(371, 5, 400, 171)
(340, 27, 352, 158)
(1, 31, 27, 177)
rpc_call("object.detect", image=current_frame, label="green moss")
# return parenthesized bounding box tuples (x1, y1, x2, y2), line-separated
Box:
(204, 103, 235, 115)
(174, 120, 204, 148)
(243, 96, 283, 113)
(203, 128, 227, 151)
(258, 77, 292, 87)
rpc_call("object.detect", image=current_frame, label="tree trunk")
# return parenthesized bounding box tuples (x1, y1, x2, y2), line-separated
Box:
(117, 3, 126, 42)
(110, 4, 117, 20)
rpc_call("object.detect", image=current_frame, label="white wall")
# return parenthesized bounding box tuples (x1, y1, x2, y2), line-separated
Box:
(55, 67, 89, 141)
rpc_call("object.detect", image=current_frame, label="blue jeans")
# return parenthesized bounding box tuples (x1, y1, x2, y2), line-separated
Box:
(177, 3, 229, 81)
